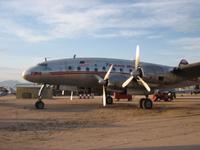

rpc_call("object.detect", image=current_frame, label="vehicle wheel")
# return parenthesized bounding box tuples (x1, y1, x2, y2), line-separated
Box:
(142, 99, 153, 109)
(169, 97, 173, 101)
(164, 99, 169, 102)
(139, 98, 145, 108)
(35, 101, 45, 109)
(157, 98, 161, 101)
(106, 96, 113, 105)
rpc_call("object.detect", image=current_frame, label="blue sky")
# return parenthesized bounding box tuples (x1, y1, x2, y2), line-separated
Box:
(0, 0, 200, 81)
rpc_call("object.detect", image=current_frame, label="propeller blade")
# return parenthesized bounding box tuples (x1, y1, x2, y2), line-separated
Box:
(122, 76, 134, 88)
(135, 45, 140, 69)
(103, 85, 106, 107)
(104, 65, 113, 80)
(94, 75, 103, 81)
(137, 76, 151, 92)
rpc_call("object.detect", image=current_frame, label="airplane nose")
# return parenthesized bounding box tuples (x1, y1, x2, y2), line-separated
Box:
(22, 70, 31, 80)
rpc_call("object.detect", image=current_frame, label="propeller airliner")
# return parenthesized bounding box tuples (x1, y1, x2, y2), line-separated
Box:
(22, 45, 200, 109)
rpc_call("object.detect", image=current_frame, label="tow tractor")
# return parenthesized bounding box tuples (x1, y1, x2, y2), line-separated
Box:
(153, 90, 176, 102)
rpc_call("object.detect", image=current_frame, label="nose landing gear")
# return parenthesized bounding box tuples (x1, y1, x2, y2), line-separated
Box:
(35, 84, 46, 109)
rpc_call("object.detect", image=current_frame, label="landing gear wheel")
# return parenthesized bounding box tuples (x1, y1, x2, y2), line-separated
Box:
(35, 101, 45, 109)
(139, 98, 145, 108)
(106, 96, 113, 105)
(142, 99, 153, 109)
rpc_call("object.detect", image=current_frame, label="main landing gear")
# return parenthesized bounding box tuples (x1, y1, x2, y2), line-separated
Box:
(139, 96, 153, 109)
(106, 95, 113, 105)
(35, 84, 46, 109)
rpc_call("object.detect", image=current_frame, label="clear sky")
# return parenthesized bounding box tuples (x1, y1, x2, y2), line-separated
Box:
(0, 0, 200, 81)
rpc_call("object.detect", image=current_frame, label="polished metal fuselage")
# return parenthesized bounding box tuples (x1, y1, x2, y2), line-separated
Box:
(23, 58, 198, 95)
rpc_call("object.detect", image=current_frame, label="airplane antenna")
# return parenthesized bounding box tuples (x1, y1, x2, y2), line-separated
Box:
(44, 57, 51, 62)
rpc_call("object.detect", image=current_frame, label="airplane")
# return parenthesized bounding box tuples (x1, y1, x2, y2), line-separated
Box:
(22, 45, 200, 109)
(0, 87, 9, 96)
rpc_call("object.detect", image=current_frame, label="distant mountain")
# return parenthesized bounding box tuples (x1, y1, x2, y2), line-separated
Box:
(0, 80, 23, 89)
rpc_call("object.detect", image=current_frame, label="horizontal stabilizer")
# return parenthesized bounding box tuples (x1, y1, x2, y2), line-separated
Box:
(173, 62, 200, 78)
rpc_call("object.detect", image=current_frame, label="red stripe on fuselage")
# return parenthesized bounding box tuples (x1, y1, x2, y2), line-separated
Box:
(30, 71, 128, 76)
(49, 71, 106, 76)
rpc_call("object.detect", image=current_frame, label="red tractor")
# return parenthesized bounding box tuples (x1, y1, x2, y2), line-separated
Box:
(153, 90, 176, 102)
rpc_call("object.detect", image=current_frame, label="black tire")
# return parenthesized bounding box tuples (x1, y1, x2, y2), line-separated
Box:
(35, 101, 45, 109)
(139, 98, 145, 108)
(106, 96, 113, 105)
(142, 99, 153, 109)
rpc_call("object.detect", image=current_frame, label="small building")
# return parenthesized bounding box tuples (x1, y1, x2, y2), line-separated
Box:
(16, 84, 53, 99)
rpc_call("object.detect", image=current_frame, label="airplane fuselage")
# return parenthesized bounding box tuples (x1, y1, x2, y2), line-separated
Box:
(23, 58, 197, 95)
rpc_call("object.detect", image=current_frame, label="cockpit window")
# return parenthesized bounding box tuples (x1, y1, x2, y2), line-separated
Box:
(38, 62, 47, 67)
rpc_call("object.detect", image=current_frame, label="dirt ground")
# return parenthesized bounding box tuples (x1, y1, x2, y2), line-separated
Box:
(0, 95, 200, 150)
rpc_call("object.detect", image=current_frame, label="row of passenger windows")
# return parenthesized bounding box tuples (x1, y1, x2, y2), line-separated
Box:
(68, 66, 132, 73)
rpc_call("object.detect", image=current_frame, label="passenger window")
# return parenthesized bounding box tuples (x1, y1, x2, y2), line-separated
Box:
(86, 67, 90, 71)
(102, 66, 106, 71)
(68, 66, 72, 70)
(80, 61, 85, 64)
(112, 67, 116, 71)
(77, 66, 81, 71)
(129, 69, 132, 73)
(94, 68, 98, 72)
(120, 68, 123, 72)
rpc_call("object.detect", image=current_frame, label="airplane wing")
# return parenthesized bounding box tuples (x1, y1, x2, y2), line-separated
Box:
(172, 62, 200, 78)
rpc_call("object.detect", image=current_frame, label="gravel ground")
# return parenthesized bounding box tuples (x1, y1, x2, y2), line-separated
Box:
(0, 95, 200, 150)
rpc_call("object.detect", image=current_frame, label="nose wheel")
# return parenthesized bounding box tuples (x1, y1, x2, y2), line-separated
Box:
(35, 100, 45, 109)
(139, 98, 153, 109)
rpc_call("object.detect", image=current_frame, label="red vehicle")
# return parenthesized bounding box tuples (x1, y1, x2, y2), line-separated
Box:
(153, 91, 176, 102)
(114, 92, 132, 101)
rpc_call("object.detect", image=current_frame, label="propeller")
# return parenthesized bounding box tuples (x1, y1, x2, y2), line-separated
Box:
(95, 65, 113, 107)
(102, 65, 113, 106)
(122, 45, 151, 92)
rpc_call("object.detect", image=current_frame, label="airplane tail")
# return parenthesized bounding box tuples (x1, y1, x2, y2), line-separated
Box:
(178, 59, 189, 68)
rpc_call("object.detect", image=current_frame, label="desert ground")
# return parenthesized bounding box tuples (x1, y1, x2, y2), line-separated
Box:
(0, 95, 200, 150)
